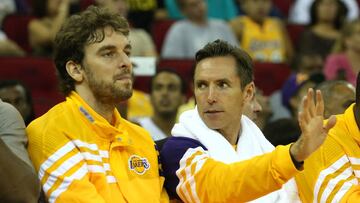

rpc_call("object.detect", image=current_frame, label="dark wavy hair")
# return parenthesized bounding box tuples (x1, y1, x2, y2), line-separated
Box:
(195, 39, 253, 90)
(54, 6, 129, 96)
(310, 0, 348, 29)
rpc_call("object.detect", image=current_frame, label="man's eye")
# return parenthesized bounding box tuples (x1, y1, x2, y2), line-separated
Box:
(103, 52, 115, 57)
(197, 83, 206, 89)
(219, 82, 229, 88)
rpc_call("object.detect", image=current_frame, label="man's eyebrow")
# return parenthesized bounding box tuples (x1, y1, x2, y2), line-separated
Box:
(97, 45, 116, 53)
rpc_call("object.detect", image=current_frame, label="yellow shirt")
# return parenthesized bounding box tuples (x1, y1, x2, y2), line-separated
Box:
(232, 16, 286, 63)
(127, 89, 153, 120)
(27, 91, 168, 203)
(295, 104, 360, 202)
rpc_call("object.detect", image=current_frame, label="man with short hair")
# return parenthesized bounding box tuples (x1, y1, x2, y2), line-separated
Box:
(160, 40, 336, 202)
(295, 72, 360, 202)
(161, 0, 238, 59)
(133, 69, 186, 144)
(316, 80, 355, 118)
(27, 6, 168, 202)
(0, 80, 35, 125)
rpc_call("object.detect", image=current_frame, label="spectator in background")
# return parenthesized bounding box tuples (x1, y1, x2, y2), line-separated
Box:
(324, 20, 360, 86)
(126, 0, 164, 33)
(0, 80, 35, 126)
(29, 0, 72, 56)
(133, 69, 186, 149)
(243, 87, 272, 130)
(161, 0, 238, 59)
(316, 80, 355, 118)
(0, 99, 40, 202)
(229, 0, 293, 63)
(235, 0, 284, 19)
(164, 0, 237, 20)
(281, 72, 325, 119)
(289, 0, 358, 24)
(97, 0, 157, 57)
(269, 53, 324, 121)
(263, 118, 301, 146)
(298, 0, 347, 60)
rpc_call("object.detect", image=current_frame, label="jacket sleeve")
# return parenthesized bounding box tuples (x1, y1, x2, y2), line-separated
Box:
(161, 137, 299, 202)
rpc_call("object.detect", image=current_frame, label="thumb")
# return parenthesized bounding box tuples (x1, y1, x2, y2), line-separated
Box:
(324, 115, 337, 133)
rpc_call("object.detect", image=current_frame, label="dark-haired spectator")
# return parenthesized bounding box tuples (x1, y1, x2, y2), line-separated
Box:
(133, 69, 186, 150)
(298, 0, 347, 60)
(229, 0, 293, 63)
(316, 80, 355, 118)
(0, 80, 35, 126)
(161, 0, 238, 59)
(324, 20, 360, 86)
(289, 0, 358, 24)
(263, 118, 301, 146)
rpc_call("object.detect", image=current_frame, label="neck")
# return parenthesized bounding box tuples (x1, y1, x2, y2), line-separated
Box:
(217, 123, 241, 145)
(76, 86, 116, 124)
(152, 112, 177, 136)
(190, 18, 207, 26)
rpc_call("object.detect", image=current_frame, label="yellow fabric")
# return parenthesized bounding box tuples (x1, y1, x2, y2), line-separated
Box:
(176, 144, 299, 202)
(27, 91, 168, 203)
(127, 89, 153, 120)
(176, 97, 195, 122)
(236, 16, 286, 63)
(295, 104, 360, 203)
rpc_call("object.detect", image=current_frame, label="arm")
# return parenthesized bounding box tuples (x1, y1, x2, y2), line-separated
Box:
(228, 18, 243, 44)
(29, 0, 70, 48)
(161, 137, 298, 202)
(0, 138, 40, 203)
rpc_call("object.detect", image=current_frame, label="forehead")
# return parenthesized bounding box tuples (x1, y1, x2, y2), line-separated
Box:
(84, 27, 130, 52)
(195, 56, 239, 81)
(153, 72, 181, 85)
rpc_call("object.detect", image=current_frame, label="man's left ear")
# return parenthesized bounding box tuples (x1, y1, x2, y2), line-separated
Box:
(243, 82, 255, 103)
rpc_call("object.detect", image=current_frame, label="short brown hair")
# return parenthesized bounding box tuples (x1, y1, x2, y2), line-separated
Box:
(195, 39, 254, 90)
(54, 6, 129, 96)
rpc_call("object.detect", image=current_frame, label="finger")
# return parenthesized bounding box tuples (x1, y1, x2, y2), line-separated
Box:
(324, 115, 337, 133)
(298, 111, 305, 131)
(307, 88, 316, 117)
(301, 95, 311, 124)
(315, 90, 324, 116)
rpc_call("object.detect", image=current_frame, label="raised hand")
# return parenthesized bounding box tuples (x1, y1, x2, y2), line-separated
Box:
(290, 88, 336, 162)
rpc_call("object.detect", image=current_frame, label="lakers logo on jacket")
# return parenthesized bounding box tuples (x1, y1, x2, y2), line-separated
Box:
(128, 155, 150, 175)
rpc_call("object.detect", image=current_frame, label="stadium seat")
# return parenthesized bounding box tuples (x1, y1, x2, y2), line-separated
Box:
(273, 0, 293, 17)
(151, 20, 175, 53)
(253, 62, 291, 96)
(286, 24, 306, 48)
(0, 57, 64, 117)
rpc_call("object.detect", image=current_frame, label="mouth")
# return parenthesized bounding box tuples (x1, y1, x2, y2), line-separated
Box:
(114, 74, 132, 81)
(204, 110, 223, 115)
